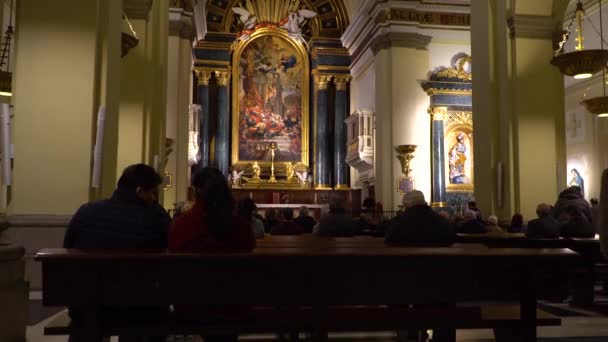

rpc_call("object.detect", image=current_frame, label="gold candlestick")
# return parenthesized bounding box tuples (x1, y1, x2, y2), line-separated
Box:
(268, 142, 277, 183)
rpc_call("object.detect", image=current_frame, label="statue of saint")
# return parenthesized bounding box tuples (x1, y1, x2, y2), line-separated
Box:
(448, 132, 470, 184)
(569, 168, 585, 196)
(252, 161, 261, 181)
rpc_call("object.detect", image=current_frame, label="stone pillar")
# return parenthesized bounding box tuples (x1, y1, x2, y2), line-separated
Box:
(430, 106, 447, 206)
(372, 32, 432, 210)
(214, 70, 231, 176)
(471, 0, 567, 219)
(334, 75, 351, 189)
(314, 74, 332, 189)
(195, 69, 211, 167)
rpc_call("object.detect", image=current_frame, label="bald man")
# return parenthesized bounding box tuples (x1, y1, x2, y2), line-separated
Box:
(384, 190, 456, 246)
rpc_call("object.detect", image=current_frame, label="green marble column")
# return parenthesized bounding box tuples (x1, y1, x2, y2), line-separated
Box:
(214, 70, 231, 177)
(334, 75, 351, 189)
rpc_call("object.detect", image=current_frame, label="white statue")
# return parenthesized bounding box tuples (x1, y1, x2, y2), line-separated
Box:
(281, 10, 317, 44)
(187, 131, 199, 166)
(295, 168, 312, 186)
(232, 7, 257, 40)
(229, 169, 245, 186)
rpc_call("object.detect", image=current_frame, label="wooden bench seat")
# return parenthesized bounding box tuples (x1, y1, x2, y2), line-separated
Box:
(44, 304, 560, 336)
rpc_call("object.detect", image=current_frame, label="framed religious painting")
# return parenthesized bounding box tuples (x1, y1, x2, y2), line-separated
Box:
(444, 111, 474, 191)
(231, 28, 310, 170)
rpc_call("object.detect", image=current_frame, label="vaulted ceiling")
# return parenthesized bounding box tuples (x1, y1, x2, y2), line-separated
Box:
(205, 0, 349, 38)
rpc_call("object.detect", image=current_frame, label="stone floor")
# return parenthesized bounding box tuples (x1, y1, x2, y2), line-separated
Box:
(25, 292, 608, 342)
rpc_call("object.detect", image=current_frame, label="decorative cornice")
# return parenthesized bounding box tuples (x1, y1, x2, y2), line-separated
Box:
(194, 41, 233, 50)
(7, 215, 72, 227)
(214, 70, 231, 87)
(194, 69, 211, 86)
(334, 75, 352, 91)
(311, 47, 350, 60)
(507, 15, 558, 40)
(123, 0, 153, 20)
(168, 8, 194, 39)
(370, 32, 432, 55)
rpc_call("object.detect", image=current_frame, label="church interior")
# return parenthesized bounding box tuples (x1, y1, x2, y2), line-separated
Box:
(4, 0, 608, 341)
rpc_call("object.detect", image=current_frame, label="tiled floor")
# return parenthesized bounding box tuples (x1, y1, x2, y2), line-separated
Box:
(25, 291, 608, 342)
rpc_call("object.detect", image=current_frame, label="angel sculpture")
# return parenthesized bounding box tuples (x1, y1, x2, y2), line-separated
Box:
(228, 169, 245, 186)
(295, 168, 311, 187)
(280, 9, 317, 45)
(232, 7, 257, 41)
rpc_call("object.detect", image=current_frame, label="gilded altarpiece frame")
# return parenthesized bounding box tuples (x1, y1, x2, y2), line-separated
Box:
(444, 111, 474, 192)
(231, 28, 310, 170)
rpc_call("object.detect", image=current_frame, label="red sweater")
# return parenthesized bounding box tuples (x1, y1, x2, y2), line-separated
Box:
(169, 202, 256, 252)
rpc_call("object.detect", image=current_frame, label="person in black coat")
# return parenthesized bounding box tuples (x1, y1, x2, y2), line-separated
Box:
(385, 190, 456, 246)
(459, 209, 487, 234)
(63, 164, 170, 342)
(560, 205, 595, 238)
(526, 203, 560, 239)
(293, 205, 316, 233)
(316, 198, 358, 237)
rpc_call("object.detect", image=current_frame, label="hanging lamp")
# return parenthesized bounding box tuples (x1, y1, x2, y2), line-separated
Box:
(121, 12, 139, 58)
(551, 1, 608, 79)
(582, 0, 608, 117)
(0, 0, 15, 96)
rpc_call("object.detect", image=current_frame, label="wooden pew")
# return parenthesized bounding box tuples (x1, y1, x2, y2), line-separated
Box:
(36, 245, 578, 341)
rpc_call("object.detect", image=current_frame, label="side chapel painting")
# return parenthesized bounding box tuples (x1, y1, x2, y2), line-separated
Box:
(232, 29, 309, 167)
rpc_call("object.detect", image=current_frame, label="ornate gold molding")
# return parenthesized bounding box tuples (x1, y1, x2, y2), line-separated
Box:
(425, 88, 472, 96)
(314, 74, 332, 90)
(214, 70, 231, 87)
(194, 69, 211, 86)
(429, 106, 448, 121)
(445, 111, 473, 130)
(334, 75, 351, 91)
(311, 47, 350, 60)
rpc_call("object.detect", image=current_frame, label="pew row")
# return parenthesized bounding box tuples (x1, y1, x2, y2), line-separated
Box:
(36, 246, 579, 341)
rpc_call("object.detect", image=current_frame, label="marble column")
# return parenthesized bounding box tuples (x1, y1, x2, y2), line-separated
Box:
(314, 74, 332, 189)
(195, 69, 211, 168)
(214, 70, 231, 176)
(334, 75, 351, 189)
(430, 106, 447, 206)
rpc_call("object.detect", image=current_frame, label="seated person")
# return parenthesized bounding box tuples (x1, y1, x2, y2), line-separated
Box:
(169, 167, 255, 342)
(316, 198, 358, 237)
(385, 190, 456, 246)
(526, 203, 560, 239)
(560, 204, 595, 238)
(169, 167, 255, 251)
(238, 198, 265, 239)
(263, 208, 280, 233)
(508, 213, 525, 233)
(294, 205, 316, 233)
(63, 163, 170, 342)
(554, 186, 592, 224)
(271, 208, 304, 235)
(459, 210, 487, 234)
(485, 215, 505, 234)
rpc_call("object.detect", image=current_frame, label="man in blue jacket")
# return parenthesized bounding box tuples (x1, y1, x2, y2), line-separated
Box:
(64, 163, 170, 342)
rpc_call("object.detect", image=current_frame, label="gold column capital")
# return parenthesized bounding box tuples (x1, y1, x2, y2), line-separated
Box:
(334, 75, 351, 91)
(194, 69, 211, 86)
(314, 74, 332, 90)
(429, 106, 448, 121)
(214, 70, 231, 87)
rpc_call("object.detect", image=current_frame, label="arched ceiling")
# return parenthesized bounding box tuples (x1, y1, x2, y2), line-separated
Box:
(205, 0, 349, 38)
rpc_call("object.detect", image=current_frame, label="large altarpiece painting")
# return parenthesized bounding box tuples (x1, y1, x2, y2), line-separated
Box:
(231, 29, 310, 169)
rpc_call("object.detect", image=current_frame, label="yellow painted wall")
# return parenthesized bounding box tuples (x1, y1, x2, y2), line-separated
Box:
(117, 19, 147, 174)
(11, 0, 101, 214)
(512, 38, 566, 219)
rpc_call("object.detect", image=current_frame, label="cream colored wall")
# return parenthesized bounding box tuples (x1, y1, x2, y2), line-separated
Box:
(374, 46, 430, 210)
(10, 0, 117, 215)
(164, 36, 192, 209)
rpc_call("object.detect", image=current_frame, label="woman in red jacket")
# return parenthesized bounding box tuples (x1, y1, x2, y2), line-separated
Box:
(169, 167, 255, 342)
(169, 167, 255, 251)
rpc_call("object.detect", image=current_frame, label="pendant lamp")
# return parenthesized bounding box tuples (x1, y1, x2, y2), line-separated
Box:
(582, 0, 608, 117)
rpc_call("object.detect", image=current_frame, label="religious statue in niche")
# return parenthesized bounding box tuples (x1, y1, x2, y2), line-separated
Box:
(569, 168, 585, 196)
(231, 28, 310, 170)
(448, 132, 471, 184)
